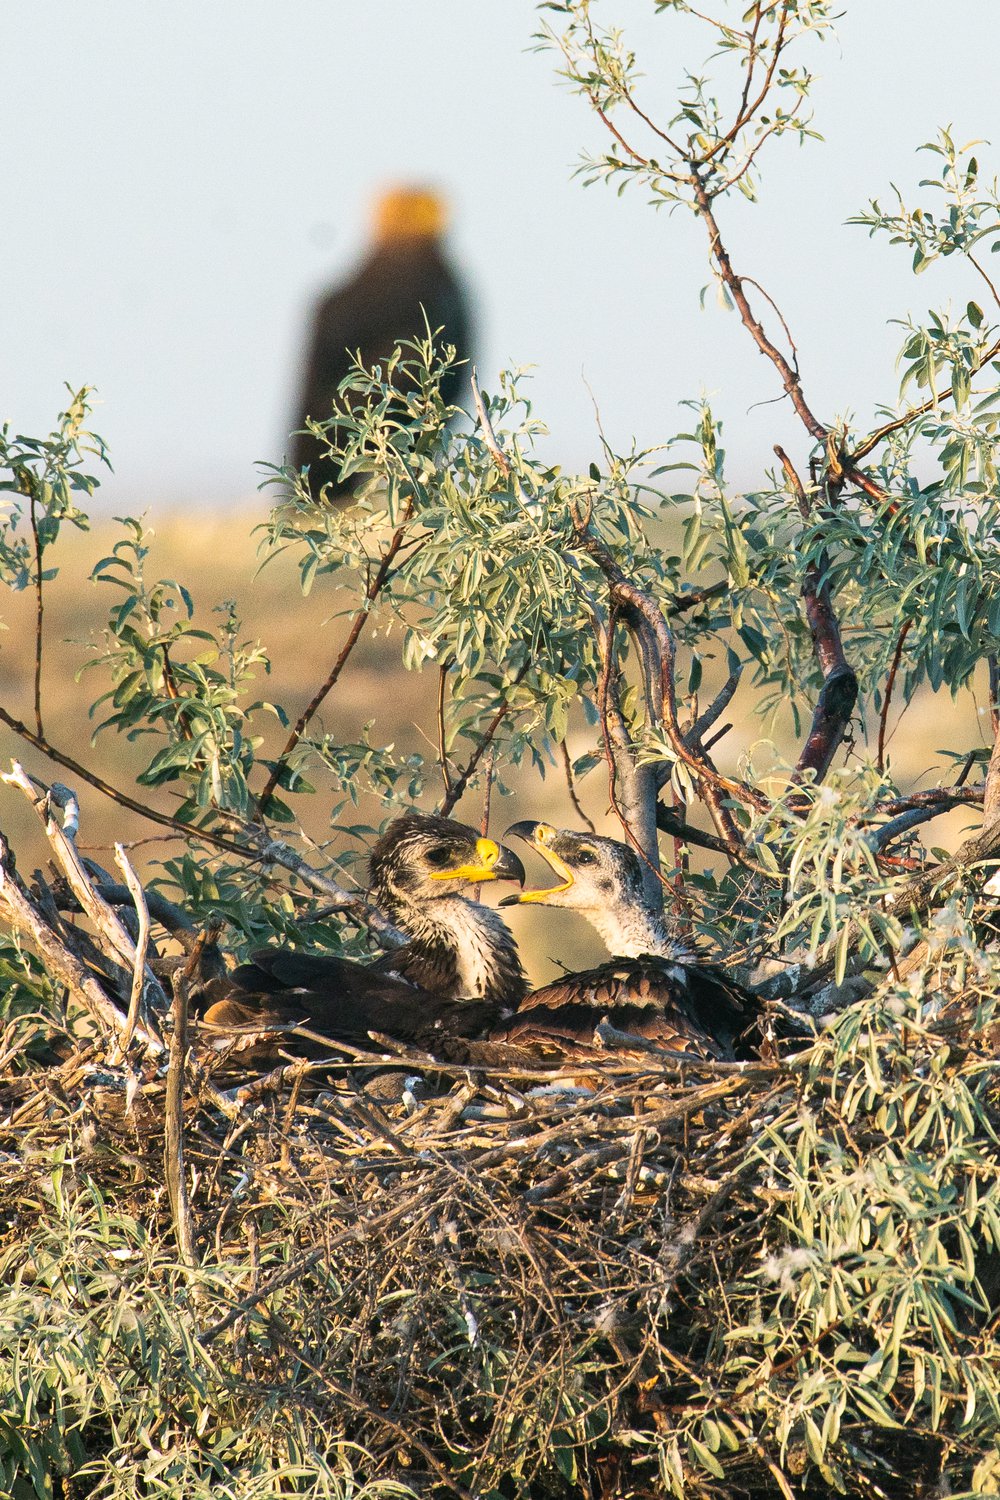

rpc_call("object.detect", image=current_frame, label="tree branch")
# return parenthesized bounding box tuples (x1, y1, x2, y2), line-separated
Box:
(28, 490, 45, 739)
(691, 177, 827, 442)
(254, 499, 415, 819)
(559, 740, 596, 834)
(847, 333, 1000, 466)
(774, 446, 858, 784)
(437, 663, 530, 818)
(877, 620, 913, 774)
(594, 606, 663, 908)
(654, 801, 740, 858)
(575, 527, 765, 818)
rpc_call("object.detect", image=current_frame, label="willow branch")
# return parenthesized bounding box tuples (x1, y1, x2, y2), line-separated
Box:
(437, 664, 453, 800)
(594, 607, 663, 906)
(164, 969, 198, 1271)
(575, 528, 765, 819)
(865, 806, 944, 854)
(669, 580, 728, 614)
(437, 663, 530, 818)
(691, 177, 826, 442)
(773, 446, 858, 784)
(685, 667, 742, 751)
(254, 498, 415, 818)
(877, 620, 913, 774)
(863, 786, 984, 820)
(848, 333, 1000, 466)
(559, 740, 596, 834)
(654, 802, 738, 858)
(809, 815, 1000, 990)
(28, 492, 45, 739)
(0, 703, 258, 859)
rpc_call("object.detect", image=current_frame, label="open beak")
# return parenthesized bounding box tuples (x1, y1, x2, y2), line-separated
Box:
(430, 836, 525, 885)
(498, 820, 575, 906)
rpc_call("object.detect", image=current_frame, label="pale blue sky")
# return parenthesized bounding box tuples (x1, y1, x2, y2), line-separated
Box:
(2, 3, 998, 506)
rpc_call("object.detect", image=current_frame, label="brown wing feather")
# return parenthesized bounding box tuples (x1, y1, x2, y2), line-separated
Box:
(201, 951, 502, 1063)
(499, 956, 756, 1060)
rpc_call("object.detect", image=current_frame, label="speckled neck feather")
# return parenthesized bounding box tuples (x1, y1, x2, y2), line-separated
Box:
(376, 889, 526, 1012)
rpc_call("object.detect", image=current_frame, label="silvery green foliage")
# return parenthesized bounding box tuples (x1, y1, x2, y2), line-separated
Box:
(4, 7, 1000, 1492)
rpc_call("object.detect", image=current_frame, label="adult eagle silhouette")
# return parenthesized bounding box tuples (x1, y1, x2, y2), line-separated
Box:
(291, 186, 472, 498)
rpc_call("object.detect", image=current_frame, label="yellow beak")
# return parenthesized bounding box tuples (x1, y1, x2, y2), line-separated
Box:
(499, 821, 576, 904)
(429, 837, 524, 884)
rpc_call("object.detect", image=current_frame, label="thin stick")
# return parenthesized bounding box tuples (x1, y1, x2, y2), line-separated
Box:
(877, 620, 913, 774)
(437, 664, 453, 799)
(438, 663, 529, 817)
(848, 332, 1000, 465)
(165, 969, 198, 1271)
(254, 499, 415, 818)
(691, 179, 826, 442)
(28, 491, 45, 739)
(109, 842, 151, 1060)
(559, 740, 596, 833)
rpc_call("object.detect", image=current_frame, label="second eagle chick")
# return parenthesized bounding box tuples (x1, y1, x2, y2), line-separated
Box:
(499, 821, 758, 1061)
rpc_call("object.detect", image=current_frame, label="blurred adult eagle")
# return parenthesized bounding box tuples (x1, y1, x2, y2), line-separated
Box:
(291, 186, 472, 498)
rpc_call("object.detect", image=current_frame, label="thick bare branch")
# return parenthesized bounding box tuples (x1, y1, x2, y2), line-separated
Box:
(559, 740, 597, 834)
(654, 801, 739, 859)
(109, 843, 152, 1060)
(794, 568, 858, 784)
(684, 667, 742, 753)
(575, 528, 765, 823)
(594, 607, 663, 909)
(0, 835, 163, 1053)
(3, 764, 170, 1019)
(774, 447, 858, 784)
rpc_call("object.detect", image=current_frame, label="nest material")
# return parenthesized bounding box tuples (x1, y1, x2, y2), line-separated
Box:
(3, 769, 1000, 1499)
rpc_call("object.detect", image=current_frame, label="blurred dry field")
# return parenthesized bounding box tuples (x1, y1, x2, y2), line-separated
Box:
(0, 505, 989, 985)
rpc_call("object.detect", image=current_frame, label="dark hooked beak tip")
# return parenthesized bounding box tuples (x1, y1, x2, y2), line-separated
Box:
(504, 820, 540, 845)
(493, 847, 526, 885)
(498, 891, 521, 908)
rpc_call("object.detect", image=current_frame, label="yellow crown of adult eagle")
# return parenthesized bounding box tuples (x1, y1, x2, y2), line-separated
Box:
(291, 185, 472, 499)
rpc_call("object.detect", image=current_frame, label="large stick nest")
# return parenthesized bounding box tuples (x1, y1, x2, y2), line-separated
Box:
(2, 770, 1000, 1500)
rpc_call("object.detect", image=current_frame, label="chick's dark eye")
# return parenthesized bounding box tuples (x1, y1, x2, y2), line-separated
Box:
(573, 849, 597, 866)
(425, 847, 453, 867)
